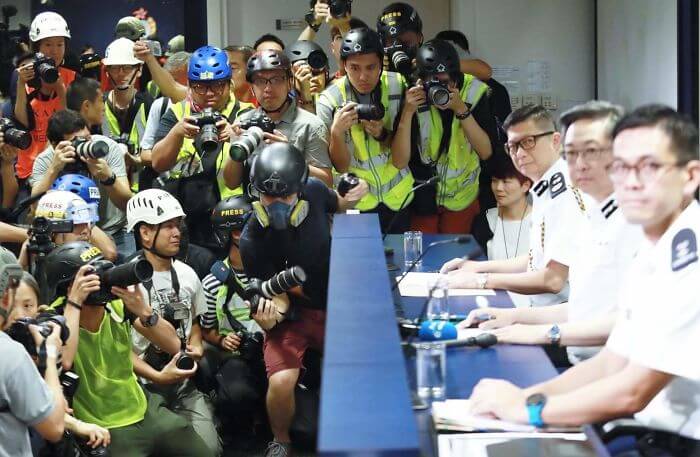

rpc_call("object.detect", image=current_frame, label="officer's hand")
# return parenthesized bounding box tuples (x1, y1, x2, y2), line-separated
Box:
(216, 118, 233, 143)
(133, 40, 155, 62)
(158, 352, 197, 384)
(458, 307, 516, 330)
(111, 285, 150, 318)
(85, 158, 113, 182)
(250, 298, 281, 331)
(221, 333, 241, 352)
(360, 119, 384, 140)
(404, 81, 427, 113)
(263, 129, 289, 145)
(17, 63, 35, 85)
(331, 102, 358, 136)
(176, 116, 200, 139)
(72, 420, 111, 449)
(342, 177, 369, 203)
(50, 140, 77, 173)
(67, 265, 101, 307)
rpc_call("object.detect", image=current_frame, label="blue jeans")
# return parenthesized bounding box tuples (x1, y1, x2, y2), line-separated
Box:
(112, 228, 137, 263)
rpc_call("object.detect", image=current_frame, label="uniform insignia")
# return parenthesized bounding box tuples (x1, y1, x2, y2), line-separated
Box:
(570, 187, 587, 212)
(671, 228, 698, 272)
(601, 198, 618, 219)
(532, 180, 549, 197)
(549, 172, 566, 198)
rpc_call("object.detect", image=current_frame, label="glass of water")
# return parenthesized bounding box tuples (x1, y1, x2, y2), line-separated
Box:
(416, 342, 446, 400)
(403, 231, 423, 269)
(426, 275, 450, 321)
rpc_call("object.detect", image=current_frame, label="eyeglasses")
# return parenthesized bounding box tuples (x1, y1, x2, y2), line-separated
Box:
(252, 75, 288, 88)
(107, 65, 138, 74)
(608, 157, 686, 183)
(505, 131, 555, 156)
(190, 80, 228, 95)
(564, 146, 611, 164)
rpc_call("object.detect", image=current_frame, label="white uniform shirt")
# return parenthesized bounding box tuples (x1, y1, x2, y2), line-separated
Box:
(566, 194, 644, 363)
(132, 259, 207, 357)
(527, 159, 589, 306)
(607, 200, 700, 439)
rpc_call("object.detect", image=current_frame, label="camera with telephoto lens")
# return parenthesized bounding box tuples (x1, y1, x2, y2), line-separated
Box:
(423, 79, 451, 107)
(6, 313, 70, 357)
(30, 52, 59, 88)
(328, 0, 351, 18)
(84, 259, 153, 305)
(0, 117, 31, 149)
(337, 172, 359, 197)
(306, 49, 328, 71)
(190, 108, 225, 154)
(384, 43, 412, 76)
(229, 113, 276, 162)
(355, 103, 385, 121)
(235, 328, 264, 362)
(247, 266, 307, 315)
(72, 138, 110, 160)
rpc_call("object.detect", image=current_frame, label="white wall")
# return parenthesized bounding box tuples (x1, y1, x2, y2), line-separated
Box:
(450, 0, 596, 116)
(597, 0, 677, 110)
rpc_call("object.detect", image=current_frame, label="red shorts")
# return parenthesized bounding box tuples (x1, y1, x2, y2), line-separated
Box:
(411, 200, 481, 234)
(263, 308, 326, 377)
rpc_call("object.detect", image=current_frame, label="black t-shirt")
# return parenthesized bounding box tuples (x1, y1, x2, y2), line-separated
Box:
(239, 178, 338, 310)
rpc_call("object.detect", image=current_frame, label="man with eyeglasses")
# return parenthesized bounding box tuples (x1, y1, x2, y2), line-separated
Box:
(224, 49, 333, 189)
(457, 101, 645, 367)
(463, 105, 700, 456)
(442, 104, 588, 308)
(151, 46, 254, 256)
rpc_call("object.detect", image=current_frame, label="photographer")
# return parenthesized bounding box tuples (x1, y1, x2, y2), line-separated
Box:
(45, 241, 213, 456)
(225, 46, 257, 106)
(201, 196, 266, 444)
(151, 45, 253, 254)
(0, 250, 66, 454)
(14, 12, 77, 195)
(287, 40, 330, 114)
(392, 39, 496, 233)
(30, 110, 134, 258)
(224, 49, 332, 190)
(239, 143, 367, 457)
(125, 189, 221, 457)
(0, 125, 21, 209)
(316, 27, 414, 233)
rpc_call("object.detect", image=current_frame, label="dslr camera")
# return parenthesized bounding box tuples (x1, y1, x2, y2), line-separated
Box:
(84, 259, 154, 305)
(29, 52, 59, 88)
(6, 313, 70, 358)
(229, 112, 276, 162)
(423, 79, 451, 107)
(0, 117, 31, 149)
(63, 138, 110, 175)
(246, 266, 307, 316)
(354, 103, 385, 121)
(190, 108, 225, 154)
(306, 49, 328, 71)
(384, 43, 412, 76)
(28, 216, 73, 256)
(337, 172, 360, 197)
(235, 328, 264, 362)
(328, 0, 351, 18)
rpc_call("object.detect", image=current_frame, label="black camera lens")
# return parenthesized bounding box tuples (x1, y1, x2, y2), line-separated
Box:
(391, 50, 411, 75)
(100, 259, 154, 289)
(73, 139, 110, 160)
(329, 0, 350, 18)
(37, 62, 59, 83)
(196, 124, 220, 154)
(176, 351, 195, 370)
(307, 50, 328, 70)
(425, 82, 451, 107)
(356, 103, 385, 121)
(230, 126, 265, 162)
(337, 172, 360, 197)
(0, 118, 32, 150)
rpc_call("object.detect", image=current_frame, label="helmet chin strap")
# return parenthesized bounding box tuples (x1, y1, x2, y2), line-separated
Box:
(263, 94, 291, 114)
(142, 224, 177, 260)
(108, 69, 139, 91)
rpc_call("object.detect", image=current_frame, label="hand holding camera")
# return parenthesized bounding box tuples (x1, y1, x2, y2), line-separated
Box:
(331, 102, 359, 136)
(0, 118, 32, 150)
(189, 108, 226, 154)
(250, 297, 281, 331)
(158, 351, 197, 384)
(67, 265, 102, 307)
(229, 112, 276, 162)
(405, 80, 428, 113)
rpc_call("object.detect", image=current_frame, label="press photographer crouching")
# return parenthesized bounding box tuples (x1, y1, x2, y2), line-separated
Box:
(43, 240, 213, 456)
(125, 189, 221, 456)
(201, 196, 268, 446)
(239, 143, 368, 457)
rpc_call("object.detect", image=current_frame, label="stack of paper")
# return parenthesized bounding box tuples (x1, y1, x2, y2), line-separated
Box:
(432, 400, 536, 432)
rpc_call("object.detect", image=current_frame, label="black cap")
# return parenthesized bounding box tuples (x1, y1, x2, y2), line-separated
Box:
(340, 27, 384, 60)
(246, 49, 291, 83)
(250, 143, 309, 197)
(416, 39, 460, 79)
(377, 2, 423, 39)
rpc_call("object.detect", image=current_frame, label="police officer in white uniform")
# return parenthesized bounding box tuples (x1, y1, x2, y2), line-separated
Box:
(459, 101, 645, 365)
(442, 104, 588, 307)
(462, 105, 700, 457)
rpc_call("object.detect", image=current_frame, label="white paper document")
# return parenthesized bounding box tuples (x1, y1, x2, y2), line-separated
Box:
(438, 432, 589, 457)
(432, 400, 536, 433)
(396, 272, 496, 297)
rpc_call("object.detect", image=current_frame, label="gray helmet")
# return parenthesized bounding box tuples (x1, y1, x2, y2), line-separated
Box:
(416, 39, 460, 79)
(250, 143, 308, 197)
(246, 49, 291, 83)
(340, 27, 384, 61)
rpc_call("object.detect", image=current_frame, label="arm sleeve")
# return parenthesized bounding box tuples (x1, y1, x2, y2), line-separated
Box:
(470, 90, 503, 155)
(544, 194, 588, 267)
(29, 150, 51, 188)
(200, 275, 221, 330)
(304, 121, 332, 168)
(140, 98, 165, 150)
(153, 109, 179, 145)
(2, 344, 54, 426)
(106, 142, 128, 177)
(315, 95, 335, 132)
(192, 276, 207, 318)
(240, 229, 276, 281)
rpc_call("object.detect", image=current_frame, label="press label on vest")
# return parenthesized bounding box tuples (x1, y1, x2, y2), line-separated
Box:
(345, 209, 360, 215)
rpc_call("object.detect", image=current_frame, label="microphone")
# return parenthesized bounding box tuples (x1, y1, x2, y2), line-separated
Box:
(391, 235, 474, 292)
(444, 333, 498, 349)
(382, 176, 439, 241)
(418, 320, 458, 341)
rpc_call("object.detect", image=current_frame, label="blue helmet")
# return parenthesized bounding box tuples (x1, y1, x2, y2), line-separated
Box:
(52, 174, 101, 223)
(188, 46, 231, 82)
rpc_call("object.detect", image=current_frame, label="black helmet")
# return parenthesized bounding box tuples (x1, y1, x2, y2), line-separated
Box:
(377, 2, 423, 40)
(211, 195, 253, 247)
(45, 241, 104, 298)
(286, 40, 328, 70)
(250, 143, 308, 197)
(340, 28, 384, 61)
(416, 39, 460, 79)
(246, 49, 291, 83)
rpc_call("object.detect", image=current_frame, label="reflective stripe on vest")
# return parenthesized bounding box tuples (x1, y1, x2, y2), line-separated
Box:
(320, 72, 414, 211)
(416, 74, 488, 211)
(170, 98, 253, 199)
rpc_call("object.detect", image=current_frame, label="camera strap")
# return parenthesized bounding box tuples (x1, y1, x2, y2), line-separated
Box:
(36, 338, 48, 377)
(220, 267, 249, 333)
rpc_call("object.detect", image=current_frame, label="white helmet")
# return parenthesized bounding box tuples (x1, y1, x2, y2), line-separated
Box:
(103, 38, 141, 66)
(126, 189, 185, 232)
(35, 190, 96, 225)
(29, 12, 71, 43)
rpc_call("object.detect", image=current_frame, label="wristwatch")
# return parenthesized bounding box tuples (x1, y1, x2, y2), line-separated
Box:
(139, 313, 159, 328)
(526, 393, 547, 428)
(547, 324, 561, 346)
(100, 172, 116, 186)
(455, 108, 472, 120)
(475, 273, 489, 289)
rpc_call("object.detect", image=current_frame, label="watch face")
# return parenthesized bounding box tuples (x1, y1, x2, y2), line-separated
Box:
(526, 393, 546, 406)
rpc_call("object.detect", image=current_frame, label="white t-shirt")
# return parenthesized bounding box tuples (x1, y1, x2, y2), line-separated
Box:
(607, 201, 700, 439)
(485, 207, 532, 307)
(566, 194, 644, 363)
(526, 159, 589, 306)
(132, 259, 207, 357)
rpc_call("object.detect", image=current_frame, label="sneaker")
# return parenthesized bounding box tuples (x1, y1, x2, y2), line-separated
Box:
(264, 440, 292, 457)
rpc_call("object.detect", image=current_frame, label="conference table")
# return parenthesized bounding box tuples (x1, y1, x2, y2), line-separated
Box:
(319, 214, 610, 457)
